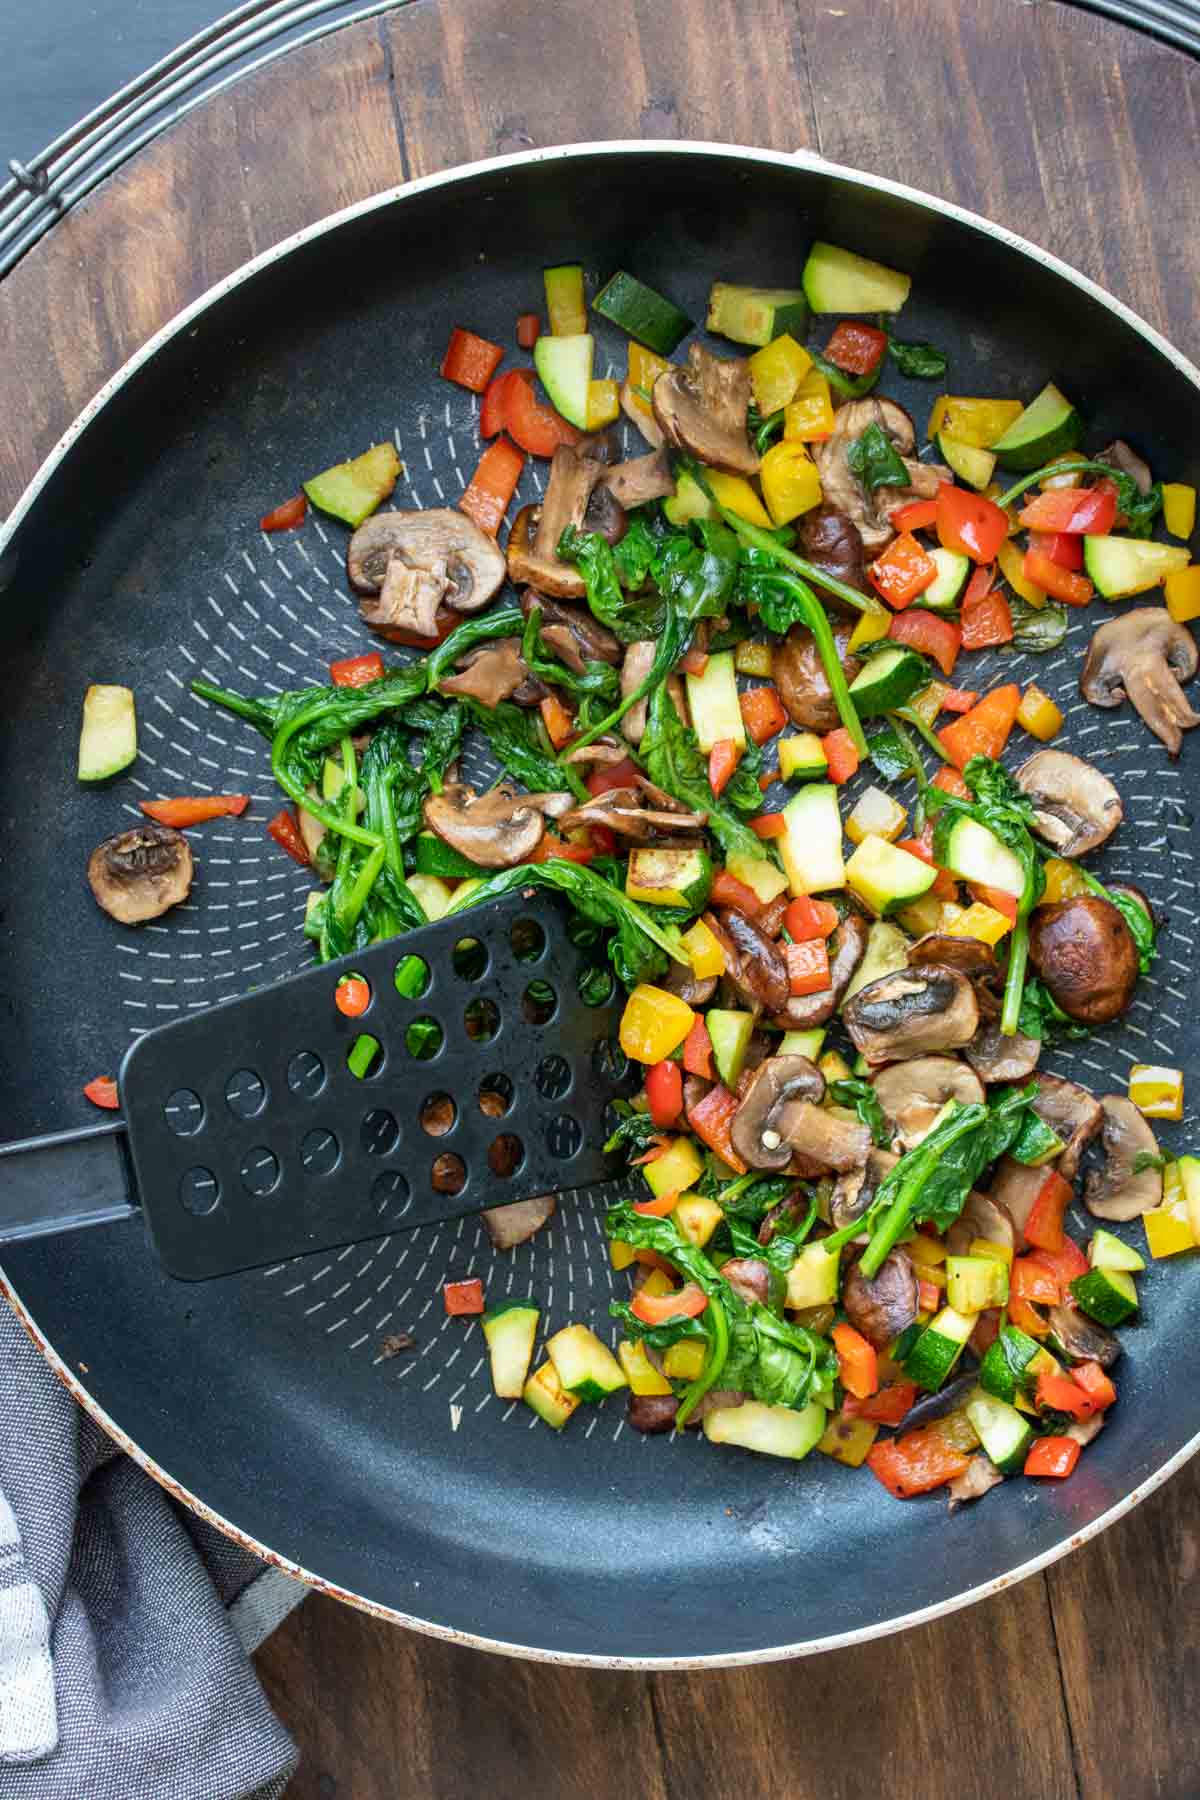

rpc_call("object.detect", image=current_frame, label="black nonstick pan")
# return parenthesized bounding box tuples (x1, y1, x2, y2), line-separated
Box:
(3, 142, 1200, 1666)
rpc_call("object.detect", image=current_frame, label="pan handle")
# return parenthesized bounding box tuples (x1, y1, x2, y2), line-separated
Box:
(0, 1121, 137, 1247)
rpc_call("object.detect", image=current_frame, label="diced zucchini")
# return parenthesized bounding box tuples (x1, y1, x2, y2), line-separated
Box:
(523, 1360, 581, 1429)
(303, 889, 326, 940)
(725, 849, 790, 904)
(817, 1047, 853, 1083)
(841, 919, 910, 1005)
(935, 815, 1025, 898)
(592, 271, 692, 355)
(706, 1009, 756, 1091)
(703, 1397, 828, 1460)
(78, 684, 137, 782)
(625, 845, 713, 911)
(734, 639, 775, 678)
(1069, 1266, 1139, 1328)
(990, 382, 1083, 472)
(706, 283, 809, 348)
(904, 1305, 976, 1392)
(846, 785, 908, 846)
(780, 1027, 826, 1060)
(895, 893, 956, 938)
(1089, 1228, 1146, 1274)
(1082, 534, 1190, 600)
(945, 1254, 1009, 1314)
(845, 834, 935, 917)
(779, 783, 844, 896)
(643, 1136, 705, 1199)
(917, 545, 971, 612)
(847, 647, 930, 717)
(785, 1241, 840, 1310)
(546, 1324, 627, 1402)
(978, 1325, 1044, 1404)
(1008, 1111, 1064, 1168)
(778, 731, 829, 781)
(304, 442, 401, 527)
(543, 263, 587, 336)
(685, 651, 745, 752)
(618, 1339, 673, 1397)
(936, 432, 996, 492)
(817, 1410, 879, 1467)
(481, 1301, 540, 1400)
(663, 469, 716, 527)
(533, 332, 595, 429)
(802, 241, 911, 314)
(673, 1193, 724, 1247)
(412, 830, 480, 879)
(406, 873, 454, 921)
(965, 1393, 1033, 1475)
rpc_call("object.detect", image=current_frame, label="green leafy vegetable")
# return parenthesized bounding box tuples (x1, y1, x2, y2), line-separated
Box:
(740, 568, 868, 757)
(830, 1078, 892, 1149)
(462, 698, 575, 797)
(809, 348, 881, 402)
(1018, 976, 1088, 1044)
(611, 509, 666, 589)
(1075, 866, 1157, 974)
(847, 421, 911, 494)
(888, 337, 948, 380)
(520, 605, 621, 703)
(639, 684, 771, 864)
(425, 606, 526, 689)
(1006, 596, 1069, 654)
(603, 1106, 664, 1157)
(1133, 1150, 1168, 1175)
(557, 523, 667, 643)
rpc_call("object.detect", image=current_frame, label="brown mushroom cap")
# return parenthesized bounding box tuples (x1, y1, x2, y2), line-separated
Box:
(945, 1188, 1015, 1258)
(730, 1056, 826, 1171)
(422, 782, 572, 869)
(1016, 749, 1123, 857)
(719, 1257, 772, 1308)
(841, 1248, 918, 1350)
(1031, 1073, 1103, 1179)
(520, 589, 621, 673)
(601, 450, 675, 509)
(481, 1193, 556, 1250)
(871, 1055, 984, 1149)
(988, 1154, 1052, 1238)
(346, 508, 505, 614)
(1027, 895, 1139, 1024)
(964, 1020, 1041, 1085)
(582, 484, 627, 547)
(1096, 438, 1152, 497)
(1044, 1302, 1120, 1369)
(718, 909, 790, 1015)
(769, 912, 869, 1031)
(773, 621, 863, 734)
(907, 932, 1002, 990)
(1080, 607, 1200, 757)
(796, 504, 870, 599)
(1084, 1094, 1163, 1220)
(843, 965, 980, 1064)
(814, 398, 950, 554)
(87, 824, 194, 925)
(652, 343, 758, 477)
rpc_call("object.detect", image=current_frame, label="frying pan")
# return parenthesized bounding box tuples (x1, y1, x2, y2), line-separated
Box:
(3, 142, 1199, 1667)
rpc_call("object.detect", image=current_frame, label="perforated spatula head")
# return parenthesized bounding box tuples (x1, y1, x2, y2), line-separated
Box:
(118, 891, 637, 1279)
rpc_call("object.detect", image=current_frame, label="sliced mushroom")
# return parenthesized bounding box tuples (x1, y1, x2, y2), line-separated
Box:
(347, 508, 506, 619)
(843, 965, 979, 1064)
(481, 1193, 556, 1251)
(627, 1394, 679, 1434)
(661, 961, 718, 1008)
(1027, 895, 1138, 1024)
(841, 1248, 918, 1350)
(964, 1021, 1042, 1084)
(423, 782, 572, 869)
(773, 621, 862, 733)
(620, 379, 666, 448)
(1031, 1073, 1103, 1180)
(871, 1056, 984, 1150)
(830, 1148, 898, 1231)
(945, 1189, 1015, 1258)
(814, 398, 951, 554)
(1084, 1095, 1163, 1220)
(718, 909, 790, 1015)
(1097, 438, 1152, 497)
(438, 637, 532, 707)
(988, 1154, 1050, 1238)
(558, 786, 706, 841)
(1065, 1413, 1106, 1448)
(907, 934, 1003, 1008)
(1080, 608, 1200, 757)
(768, 913, 869, 1031)
(652, 343, 758, 477)
(719, 1258, 771, 1308)
(730, 1056, 826, 1171)
(505, 446, 608, 599)
(602, 450, 675, 509)
(620, 641, 657, 745)
(1045, 1302, 1120, 1369)
(520, 588, 622, 673)
(796, 504, 869, 598)
(758, 1188, 810, 1244)
(1016, 749, 1123, 857)
(582, 484, 627, 546)
(87, 824, 194, 925)
(947, 1456, 1005, 1510)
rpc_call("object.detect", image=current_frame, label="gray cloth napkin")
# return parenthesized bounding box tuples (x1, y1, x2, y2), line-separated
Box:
(0, 1300, 300, 1798)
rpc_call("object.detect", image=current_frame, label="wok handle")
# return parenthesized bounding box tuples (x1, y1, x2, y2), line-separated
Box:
(0, 1121, 137, 1247)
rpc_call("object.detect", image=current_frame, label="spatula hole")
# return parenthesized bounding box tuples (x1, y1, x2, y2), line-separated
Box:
(361, 1109, 399, 1156)
(535, 1054, 571, 1100)
(347, 1034, 384, 1079)
(546, 1114, 583, 1159)
(510, 917, 546, 962)
(577, 964, 615, 1006)
(240, 1146, 280, 1196)
(452, 936, 488, 980)
(405, 1015, 443, 1061)
(431, 1152, 466, 1195)
(180, 1166, 219, 1215)
(593, 1038, 629, 1083)
(372, 1170, 411, 1218)
(522, 979, 557, 1025)
(478, 1073, 513, 1117)
(287, 1050, 326, 1099)
(487, 1134, 525, 1178)
(165, 1088, 204, 1136)
(420, 1093, 457, 1137)
(225, 1067, 267, 1119)
(394, 953, 430, 998)
(300, 1128, 340, 1175)
(464, 997, 500, 1042)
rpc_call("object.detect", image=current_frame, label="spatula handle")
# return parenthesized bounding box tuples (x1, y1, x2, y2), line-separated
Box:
(0, 1121, 137, 1247)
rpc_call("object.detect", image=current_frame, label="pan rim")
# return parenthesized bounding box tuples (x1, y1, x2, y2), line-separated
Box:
(5, 137, 1200, 1667)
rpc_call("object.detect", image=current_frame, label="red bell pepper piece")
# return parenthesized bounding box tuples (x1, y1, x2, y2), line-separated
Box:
(266, 808, 310, 866)
(1024, 1436, 1081, 1480)
(679, 645, 710, 678)
(523, 834, 594, 865)
(681, 1016, 717, 1081)
(586, 756, 640, 797)
(843, 1381, 918, 1425)
(937, 685, 1021, 768)
(821, 727, 860, 784)
(440, 327, 504, 393)
(631, 1283, 709, 1326)
(917, 1276, 942, 1314)
(479, 369, 529, 438)
(1072, 1361, 1117, 1411)
(750, 812, 787, 840)
(687, 1082, 748, 1173)
(1010, 1256, 1061, 1306)
(329, 652, 385, 688)
(832, 1322, 879, 1399)
(1027, 1237, 1089, 1287)
(960, 592, 1014, 650)
(869, 531, 938, 610)
(140, 794, 250, 827)
(335, 976, 371, 1019)
(823, 320, 888, 376)
(783, 896, 839, 941)
(887, 608, 961, 676)
(83, 1076, 120, 1110)
(738, 684, 788, 745)
(1035, 1370, 1099, 1421)
(645, 1059, 684, 1130)
(539, 691, 575, 750)
(931, 764, 971, 800)
(1023, 1170, 1073, 1253)
(785, 938, 831, 996)
(443, 1278, 486, 1316)
(503, 373, 583, 457)
(889, 497, 939, 533)
(940, 688, 980, 713)
(634, 1191, 681, 1217)
(374, 608, 458, 649)
(866, 1425, 971, 1498)
(516, 312, 541, 348)
(968, 883, 1018, 923)
(586, 823, 617, 857)
(1017, 484, 1117, 535)
(1022, 548, 1094, 607)
(259, 493, 307, 532)
(708, 738, 743, 798)
(709, 871, 762, 916)
(963, 563, 997, 605)
(1028, 529, 1084, 572)
(459, 438, 525, 536)
(1007, 1295, 1050, 1338)
(936, 486, 1010, 563)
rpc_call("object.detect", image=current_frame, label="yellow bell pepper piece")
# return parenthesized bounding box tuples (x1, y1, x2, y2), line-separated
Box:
(845, 785, 908, 846)
(1163, 482, 1196, 540)
(759, 440, 822, 525)
(927, 396, 1023, 447)
(1143, 1204, 1195, 1260)
(734, 640, 774, 677)
(618, 1339, 673, 1396)
(908, 1234, 948, 1269)
(643, 1136, 705, 1199)
(1016, 683, 1064, 742)
(971, 1236, 1014, 1270)
(618, 985, 695, 1065)
(663, 1340, 706, 1380)
(945, 902, 1012, 947)
(1041, 858, 1089, 906)
(997, 538, 1046, 607)
(704, 469, 772, 528)
(585, 379, 620, 429)
(783, 369, 835, 442)
(895, 893, 954, 937)
(817, 1412, 879, 1467)
(680, 917, 726, 980)
(849, 609, 891, 653)
(1129, 1063, 1184, 1121)
(628, 342, 671, 395)
(1165, 565, 1200, 624)
(1178, 1157, 1200, 1242)
(748, 333, 812, 416)
(610, 1239, 637, 1271)
(906, 681, 949, 728)
(639, 1268, 677, 1298)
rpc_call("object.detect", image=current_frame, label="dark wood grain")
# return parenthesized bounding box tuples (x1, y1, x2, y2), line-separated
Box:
(4, 0, 1200, 1793)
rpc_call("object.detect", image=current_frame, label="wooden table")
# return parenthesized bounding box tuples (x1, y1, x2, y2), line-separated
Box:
(3, 1, 1199, 1792)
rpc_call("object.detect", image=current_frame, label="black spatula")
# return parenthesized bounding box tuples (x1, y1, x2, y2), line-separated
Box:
(0, 892, 637, 1279)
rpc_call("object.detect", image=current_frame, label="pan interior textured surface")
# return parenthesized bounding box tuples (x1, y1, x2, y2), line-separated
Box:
(2, 146, 1199, 1662)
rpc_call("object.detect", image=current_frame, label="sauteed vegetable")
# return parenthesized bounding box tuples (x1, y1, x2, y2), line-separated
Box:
(83, 240, 1200, 1502)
